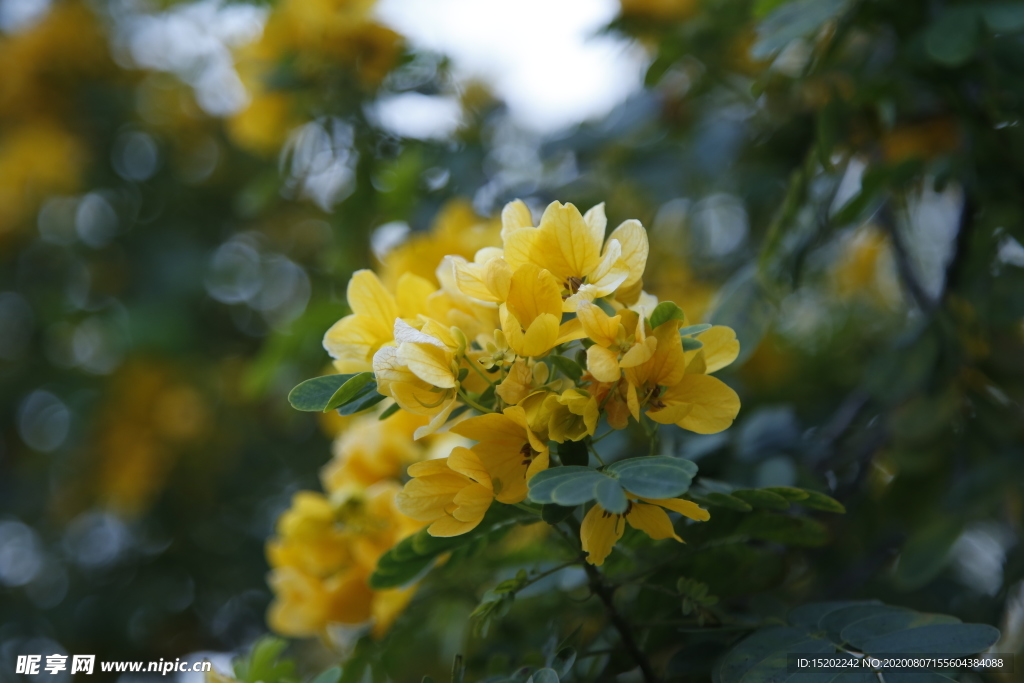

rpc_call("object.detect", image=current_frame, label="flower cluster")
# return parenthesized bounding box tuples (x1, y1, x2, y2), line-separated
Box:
(322, 200, 741, 565)
(265, 410, 468, 638)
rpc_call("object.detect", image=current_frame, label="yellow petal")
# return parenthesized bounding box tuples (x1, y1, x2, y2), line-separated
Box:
(448, 446, 492, 488)
(620, 335, 658, 368)
(502, 224, 540, 270)
(537, 201, 602, 280)
(323, 314, 392, 366)
(641, 497, 711, 521)
(371, 587, 416, 638)
(662, 374, 741, 434)
(451, 413, 524, 442)
(428, 515, 481, 537)
(406, 459, 453, 478)
(581, 504, 625, 566)
(452, 257, 500, 302)
(525, 448, 550, 480)
(484, 257, 513, 301)
(626, 382, 640, 421)
(495, 361, 533, 405)
(501, 199, 533, 239)
(626, 502, 681, 541)
(576, 299, 620, 347)
(412, 395, 460, 439)
(647, 401, 694, 425)
(608, 219, 649, 287)
(398, 341, 456, 388)
(347, 269, 398, 322)
(588, 238, 629, 295)
(583, 202, 607, 244)
(523, 313, 561, 357)
(587, 345, 622, 383)
(555, 318, 587, 345)
(451, 482, 494, 522)
(396, 273, 437, 318)
(506, 263, 563, 327)
(685, 349, 707, 375)
(695, 326, 740, 374)
(395, 472, 467, 521)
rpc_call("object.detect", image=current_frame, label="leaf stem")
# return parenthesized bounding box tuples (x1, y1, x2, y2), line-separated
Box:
(457, 389, 494, 414)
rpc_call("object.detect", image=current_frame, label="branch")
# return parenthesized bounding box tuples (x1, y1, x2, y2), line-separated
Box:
(583, 562, 660, 683)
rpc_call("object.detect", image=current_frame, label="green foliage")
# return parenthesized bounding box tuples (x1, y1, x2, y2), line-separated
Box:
(527, 456, 698, 508)
(649, 301, 687, 328)
(233, 637, 297, 683)
(716, 601, 1001, 683)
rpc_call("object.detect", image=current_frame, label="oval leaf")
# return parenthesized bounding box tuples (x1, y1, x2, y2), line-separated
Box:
(326, 371, 375, 410)
(528, 467, 607, 506)
(608, 456, 698, 499)
(595, 477, 628, 514)
(288, 374, 357, 411)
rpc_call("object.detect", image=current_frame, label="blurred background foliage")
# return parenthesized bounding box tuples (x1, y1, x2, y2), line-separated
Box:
(1, 0, 1023, 682)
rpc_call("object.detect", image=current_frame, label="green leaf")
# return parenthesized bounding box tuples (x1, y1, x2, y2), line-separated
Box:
(378, 402, 401, 420)
(325, 371, 374, 410)
(925, 7, 981, 67)
(650, 301, 686, 329)
(371, 505, 534, 589)
(309, 668, 341, 683)
(234, 636, 296, 683)
(797, 489, 845, 513)
(787, 600, 882, 629)
(859, 623, 1000, 655)
(288, 374, 357, 411)
(751, 0, 848, 59)
(549, 648, 576, 678)
(691, 492, 753, 512)
(982, 3, 1024, 32)
(527, 467, 608, 506)
(527, 669, 559, 683)
(681, 337, 704, 351)
(607, 456, 698, 499)
(558, 440, 589, 467)
(892, 517, 961, 589)
(550, 355, 584, 382)
(732, 489, 791, 511)
(738, 513, 829, 546)
(763, 487, 810, 502)
(715, 627, 835, 683)
(541, 503, 576, 524)
(841, 611, 959, 649)
(337, 389, 386, 416)
(595, 477, 628, 513)
(678, 323, 712, 337)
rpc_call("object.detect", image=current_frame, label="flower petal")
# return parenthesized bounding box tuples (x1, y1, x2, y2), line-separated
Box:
(641, 497, 710, 521)
(347, 269, 398, 322)
(576, 299, 620, 347)
(608, 219, 649, 287)
(662, 374, 740, 434)
(581, 504, 625, 566)
(587, 345, 622, 383)
(626, 502, 681, 541)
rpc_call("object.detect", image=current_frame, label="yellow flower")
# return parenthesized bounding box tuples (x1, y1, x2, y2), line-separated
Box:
(267, 492, 350, 577)
(321, 409, 427, 496)
(267, 566, 373, 637)
(577, 300, 658, 383)
(503, 201, 649, 311)
(500, 263, 585, 357)
(495, 359, 553, 405)
(622, 320, 741, 434)
(395, 448, 494, 537)
(372, 320, 462, 439)
(449, 406, 549, 504)
(543, 388, 600, 443)
(324, 269, 436, 372)
(581, 496, 710, 566)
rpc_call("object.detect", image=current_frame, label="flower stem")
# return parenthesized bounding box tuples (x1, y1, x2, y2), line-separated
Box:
(458, 390, 493, 414)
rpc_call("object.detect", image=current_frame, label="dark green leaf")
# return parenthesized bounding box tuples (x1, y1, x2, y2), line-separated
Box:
(732, 489, 791, 511)
(287, 374, 356, 411)
(691, 492, 754, 512)
(309, 668, 341, 683)
(982, 3, 1024, 32)
(542, 503, 576, 524)
(925, 7, 981, 67)
(608, 456, 698, 499)
(337, 389, 386, 416)
(763, 487, 810, 502)
(751, 0, 848, 59)
(738, 513, 829, 546)
(558, 441, 589, 467)
(527, 669, 559, 683)
(549, 648, 576, 678)
(798, 489, 845, 513)
(858, 623, 1000, 655)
